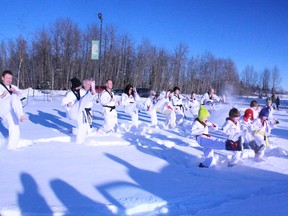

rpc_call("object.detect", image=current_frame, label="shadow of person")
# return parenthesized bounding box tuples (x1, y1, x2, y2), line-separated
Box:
(27, 110, 74, 131)
(50, 179, 113, 216)
(18, 172, 53, 216)
(0, 121, 9, 138)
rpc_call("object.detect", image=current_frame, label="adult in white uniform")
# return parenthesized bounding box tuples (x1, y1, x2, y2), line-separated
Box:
(185, 91, 200, 119)
(121, 84, 140, 128)
(143, 90, 158, 126)
(0, 70, 27, 150)
(61, 77, 95, 143)
(98, 79, 118, 133)
(171, 86, 184, 124)
(200, 87, 220, 110)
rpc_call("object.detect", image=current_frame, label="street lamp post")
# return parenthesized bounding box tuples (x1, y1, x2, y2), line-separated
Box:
(97, 12, 103, 99)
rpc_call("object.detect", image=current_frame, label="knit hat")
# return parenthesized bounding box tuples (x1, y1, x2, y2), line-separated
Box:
(266, 97, 272, 102)
(70, 77, 82, 89)
(198, 106, 210, 121)
(259, 107, 270, 118)
(244, 109, 254, 120)
(229, 108, 241, 118)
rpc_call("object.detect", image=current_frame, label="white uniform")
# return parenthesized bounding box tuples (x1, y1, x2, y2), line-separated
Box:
(192, 118, 241, 167)
(99, 89, 118, 133)
(185, 98, 200, 119)
(191, 119, 225, 167)
(171, 94, 184, 124)
(144, 96, 158, 126)
(61, 89, 94, 143)
(201, 92, 220, 105)
(0, 84, 25, 150)
(250, 118, 273, 148)
(157, 98, 176, 129)
(239, 116, 254, 147)
(121, 92, 140, 127)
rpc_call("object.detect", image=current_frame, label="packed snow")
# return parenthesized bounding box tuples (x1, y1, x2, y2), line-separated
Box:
(0, 89, 288, 216)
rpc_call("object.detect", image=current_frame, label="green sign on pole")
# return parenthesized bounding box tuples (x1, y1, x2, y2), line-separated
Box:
(91, 40, 99, 60)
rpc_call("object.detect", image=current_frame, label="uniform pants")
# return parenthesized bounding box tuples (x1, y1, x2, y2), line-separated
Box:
(197, 136, 242, 167)
(0, 94, 24, 150)
(98, 109, 118, 133)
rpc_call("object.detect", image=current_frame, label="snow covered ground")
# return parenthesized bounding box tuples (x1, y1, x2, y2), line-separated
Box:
(0, 90, 288, 216)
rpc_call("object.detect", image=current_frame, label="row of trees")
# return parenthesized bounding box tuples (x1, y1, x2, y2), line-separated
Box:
(0, 18, 283, 95)
(240, 65, 282, 96)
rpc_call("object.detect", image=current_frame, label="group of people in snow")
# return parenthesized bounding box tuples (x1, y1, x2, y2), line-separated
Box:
(191, 97, 279, 168)
(0, 71, 281, 168)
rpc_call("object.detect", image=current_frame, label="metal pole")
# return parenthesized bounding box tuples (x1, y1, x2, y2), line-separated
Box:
(97, 13, 103, 99)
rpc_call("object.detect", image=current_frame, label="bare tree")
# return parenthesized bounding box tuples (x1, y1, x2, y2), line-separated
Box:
(271, 66, 281, 93)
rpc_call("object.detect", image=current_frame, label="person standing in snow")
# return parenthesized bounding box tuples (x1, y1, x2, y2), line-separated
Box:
(83, 79, 97, 130)
(151, 90, 176, 129)
(0, 70, 28, 150)
(171, 86, 185, 124)
(121, 84, 140, 128)
(185, 91, 200, 120)
(275, 96, 280, 111)
(200, 87, 221, 111)
(143, 90, 158, 126)
(61, 77, 96, 143)
(97, 79, 118, 133)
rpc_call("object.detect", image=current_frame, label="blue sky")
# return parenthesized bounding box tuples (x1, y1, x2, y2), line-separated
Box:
(1, 0, 287, 90)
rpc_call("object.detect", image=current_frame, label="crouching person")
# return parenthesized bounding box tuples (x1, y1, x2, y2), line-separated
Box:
(191, 106, 224, 168)
(250, 107, 275, 158)
(61, 77, 96, 143)
(222, 108, 244, 167)
(239, 109, 254, 149)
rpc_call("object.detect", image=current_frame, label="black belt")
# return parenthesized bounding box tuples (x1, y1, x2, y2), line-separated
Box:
(84, 108, 93, 128)
(103, 105, 116, 112)
(174, 104, 183, 108)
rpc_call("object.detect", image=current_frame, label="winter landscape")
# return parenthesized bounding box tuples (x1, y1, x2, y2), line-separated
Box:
(0, 89, 288, 216)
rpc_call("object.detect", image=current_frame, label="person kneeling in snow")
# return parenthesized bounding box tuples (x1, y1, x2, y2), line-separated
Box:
(249, 107, 276, 158)
(191, 106, 221, 168)
(239, 109, 254, 149)
(61, 77, 96, 143)
(222, 108, 244, 166)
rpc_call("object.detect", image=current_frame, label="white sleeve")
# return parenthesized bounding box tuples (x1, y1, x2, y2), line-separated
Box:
(61, 91, 76, 107)
(121, 93, 129, 106)
(101, 91, 111, 106)
(191, 121, 205, 135)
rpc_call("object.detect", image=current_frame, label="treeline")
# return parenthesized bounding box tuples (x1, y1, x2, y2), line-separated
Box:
(0, 18, 283, 95)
